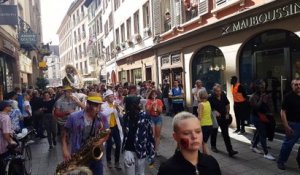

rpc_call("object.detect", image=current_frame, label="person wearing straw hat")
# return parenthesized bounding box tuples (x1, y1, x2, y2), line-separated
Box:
(102, 89, 123, 169)
(62, 92, 109, 175)
(53, 86, 85, 136)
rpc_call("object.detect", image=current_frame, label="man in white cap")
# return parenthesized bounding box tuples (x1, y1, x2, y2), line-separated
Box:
(102, 89, 123, 169)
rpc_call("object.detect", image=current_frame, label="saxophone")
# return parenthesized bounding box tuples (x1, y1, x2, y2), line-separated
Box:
(56, 129, 111, 175)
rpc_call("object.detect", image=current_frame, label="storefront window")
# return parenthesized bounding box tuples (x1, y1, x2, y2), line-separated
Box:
(191, 46, 226, 93)
(119, 70, 127, 84)
(132, 68, 142, 85)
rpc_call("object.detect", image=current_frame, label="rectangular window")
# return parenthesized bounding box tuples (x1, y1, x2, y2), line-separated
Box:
(81, 5, 85, 17)
(109, 13, 113, 30)
(104, 21, 108, 35)
(120, 23, 125, 43)
(84, 61, 88, 74)
(75, 47, 78, 60)
(78, 28, 81, 41)
(79, 45, 82, 58)
(143, 1, 150, 28)
(133, 10, 139, 34)
(99, 15, 103, 33)
(114, 0, 120, 11)
(73, 14, 76, 26)
(115, 28, 120, 45)
(126, 18, 131, 40)
(74, 32, 77, 43)
(82, 25, 86, 38)
(96, 19, 100, 35)
(80, 62, 83, 73)
(83, 43, 87, 56)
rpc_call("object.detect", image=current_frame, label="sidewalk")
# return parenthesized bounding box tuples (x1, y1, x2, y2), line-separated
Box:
(30, 115, 299, 175)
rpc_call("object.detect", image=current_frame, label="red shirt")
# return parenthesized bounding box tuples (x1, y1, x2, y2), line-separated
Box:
(146, 99, 163, 117)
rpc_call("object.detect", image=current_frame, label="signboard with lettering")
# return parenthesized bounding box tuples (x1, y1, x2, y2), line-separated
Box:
(222, 1, 300, 35)
(19, 33, 37, 45)
(0, 5, 18, 25)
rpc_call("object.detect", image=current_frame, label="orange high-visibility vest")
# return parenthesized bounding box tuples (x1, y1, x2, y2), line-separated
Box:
(231, 83, 246, 102)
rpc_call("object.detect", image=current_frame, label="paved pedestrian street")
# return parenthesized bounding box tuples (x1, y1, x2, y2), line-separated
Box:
(31, 116, 299, 175)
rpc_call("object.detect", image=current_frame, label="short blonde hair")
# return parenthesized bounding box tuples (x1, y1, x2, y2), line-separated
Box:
(172, 111, 197, 132)
(197, 89, 208, 100)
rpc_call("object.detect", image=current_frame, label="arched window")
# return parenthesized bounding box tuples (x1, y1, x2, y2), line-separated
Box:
(191, 46, 226, 92)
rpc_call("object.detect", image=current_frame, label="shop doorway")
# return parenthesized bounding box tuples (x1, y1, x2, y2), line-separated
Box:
(253, 48, 289, 113)
(145, 67, 152, 81)
(239, 29, 300, 131)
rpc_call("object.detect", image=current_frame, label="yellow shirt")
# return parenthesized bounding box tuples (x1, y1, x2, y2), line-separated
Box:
(200, 101, 213, 126)
(109, 103, 117, 128)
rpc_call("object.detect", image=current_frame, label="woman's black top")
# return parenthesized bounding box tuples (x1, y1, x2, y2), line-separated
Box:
(158, 150, 221, 175)
(41, 99, 56, 114)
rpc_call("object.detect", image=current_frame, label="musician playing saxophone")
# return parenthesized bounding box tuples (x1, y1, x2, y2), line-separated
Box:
(62, 92, 109, 175)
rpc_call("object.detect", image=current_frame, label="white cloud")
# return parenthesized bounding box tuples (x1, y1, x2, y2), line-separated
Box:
(41, 0, 74, 45)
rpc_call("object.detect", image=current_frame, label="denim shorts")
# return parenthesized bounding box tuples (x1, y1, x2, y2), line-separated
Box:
(151, 116, 163, 126)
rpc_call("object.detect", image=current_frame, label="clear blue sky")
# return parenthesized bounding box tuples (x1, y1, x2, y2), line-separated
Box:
(41, 0, 74, 45)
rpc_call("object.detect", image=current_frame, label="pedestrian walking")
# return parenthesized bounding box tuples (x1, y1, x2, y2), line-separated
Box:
(192, 80, 206, 116)
(145, 90, 163, 156)
(197, 90, 212, 154)
(209, 84, 238, 157)
(157, 111, 221, 175)
(277, 78, 300, 170)
(53, 86, 85, 138)
(123, 85, 155, 175)
(161, 79, 171, 116)
(40, 91, 57, 150)
(102, 89, 123, 169)
(61, 92, 109, 175)
(249, 80, 275, 160)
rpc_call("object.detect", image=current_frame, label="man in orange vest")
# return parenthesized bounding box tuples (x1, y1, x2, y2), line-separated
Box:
(230, 76, 248, 134)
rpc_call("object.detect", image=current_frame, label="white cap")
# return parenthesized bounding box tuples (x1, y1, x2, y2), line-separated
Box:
(103, 89, 114, 99)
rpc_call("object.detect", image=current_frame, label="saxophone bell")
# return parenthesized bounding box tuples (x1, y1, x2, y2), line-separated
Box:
(92, 146, 103, 160)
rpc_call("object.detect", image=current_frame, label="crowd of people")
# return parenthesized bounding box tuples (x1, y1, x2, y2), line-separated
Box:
(0, 77, 299, 175)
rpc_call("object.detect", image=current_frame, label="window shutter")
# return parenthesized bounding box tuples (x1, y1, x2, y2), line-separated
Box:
(216, 0, 227, 6)
(198, 0, 209, 16)
(152, 0, 162, 35)
(171, 0, 182, 27)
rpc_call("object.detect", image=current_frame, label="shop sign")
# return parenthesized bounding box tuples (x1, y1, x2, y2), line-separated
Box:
(0, 5, 18, 25)
(19, 33, 37, 45)
(222, 1, 300, 35)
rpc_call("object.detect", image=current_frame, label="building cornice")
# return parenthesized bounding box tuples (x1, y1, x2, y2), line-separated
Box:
(154, 0, 296, 49)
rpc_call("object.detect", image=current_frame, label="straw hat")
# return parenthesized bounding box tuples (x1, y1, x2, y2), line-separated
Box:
(87, 92, 103, 104)
(63, 85, 73, 91)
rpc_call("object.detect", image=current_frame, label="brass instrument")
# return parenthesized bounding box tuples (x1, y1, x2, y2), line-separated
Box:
(56, 129, 111, 175)
(62, 64, 83, 89)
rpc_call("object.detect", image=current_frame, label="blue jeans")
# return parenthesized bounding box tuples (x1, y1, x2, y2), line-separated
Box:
(277, 122, 300, 164)
(89, 159, 103, 175)
(106, 126, 121, 163)
(151, 116, 163, 126)
(251, 115, 268, 154)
